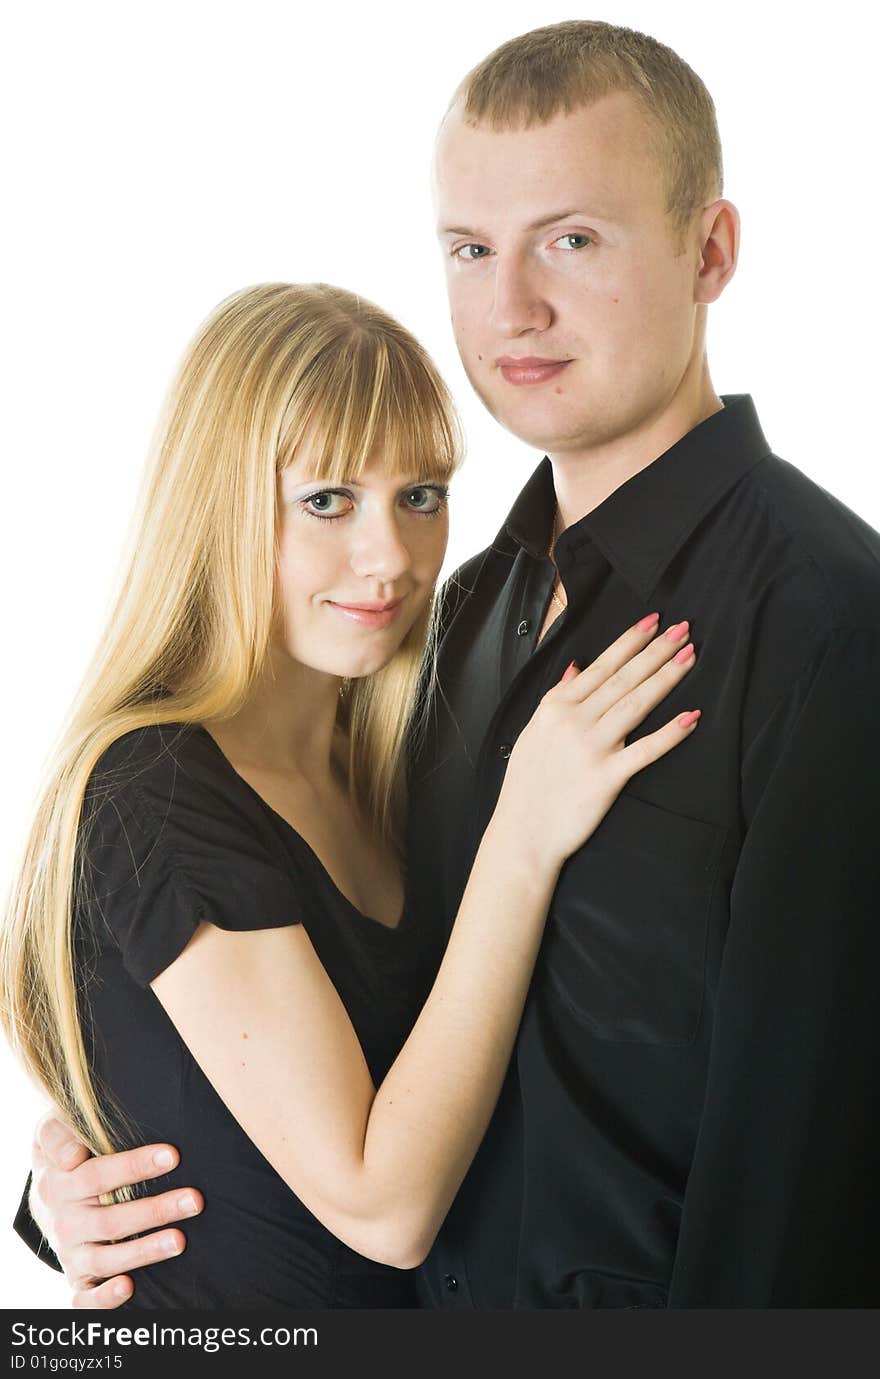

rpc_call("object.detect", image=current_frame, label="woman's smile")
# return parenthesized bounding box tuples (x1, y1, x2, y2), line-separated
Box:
(324, 596, 405, 629)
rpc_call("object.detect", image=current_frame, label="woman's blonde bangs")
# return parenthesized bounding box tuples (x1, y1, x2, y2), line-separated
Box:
(278, 321, 461, 487)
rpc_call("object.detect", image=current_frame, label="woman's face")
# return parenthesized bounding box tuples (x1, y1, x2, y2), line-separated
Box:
(273, 448, 450, 679)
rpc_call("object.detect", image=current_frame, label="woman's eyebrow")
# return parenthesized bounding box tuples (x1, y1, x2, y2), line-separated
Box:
(285, 476, 436, 493)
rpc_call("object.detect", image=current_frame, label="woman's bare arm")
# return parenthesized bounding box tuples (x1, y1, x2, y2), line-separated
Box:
(22, 617, 698, 1296)
(151, 619, 698, 1267)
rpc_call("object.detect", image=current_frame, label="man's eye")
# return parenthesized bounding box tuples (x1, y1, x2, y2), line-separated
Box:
(454, 243, 491, 261)
(552, 233, 592, 251)
(302, 491, 353, 520)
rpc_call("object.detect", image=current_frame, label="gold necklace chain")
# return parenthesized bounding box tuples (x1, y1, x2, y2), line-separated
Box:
(548, 503, 568, 613)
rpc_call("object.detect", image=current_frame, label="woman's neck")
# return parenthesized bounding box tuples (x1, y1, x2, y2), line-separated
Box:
(204, 641, 343, 786)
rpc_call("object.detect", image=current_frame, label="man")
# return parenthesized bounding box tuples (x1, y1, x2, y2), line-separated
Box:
(20, 20, 880, 1307)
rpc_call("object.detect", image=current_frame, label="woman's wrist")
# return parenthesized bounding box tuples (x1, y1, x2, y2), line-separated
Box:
(479, 805, 565, 887)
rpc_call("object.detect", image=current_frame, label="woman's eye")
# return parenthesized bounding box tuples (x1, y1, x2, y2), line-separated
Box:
(403, 486, 447, 516)
(552, 233, 592, 251)
(454, 243, 491, 261)
(303, 490, 353, 519)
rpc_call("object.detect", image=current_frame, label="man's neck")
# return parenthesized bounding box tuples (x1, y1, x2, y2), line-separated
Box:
(551, 364, 723, 532)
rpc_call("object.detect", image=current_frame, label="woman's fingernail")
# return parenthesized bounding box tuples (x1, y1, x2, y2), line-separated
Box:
(678, 709, 702, 729)
(154, 1148, 175, 1170)
(636, 612, 660, 631)
(561, 659, 579, 682)
(673, 642, 695, 665)
(59, 1141, 82, 1167)
(178, 1194, 199, 1216)
(665, 620, 690, 641)
(113, 1280, 133, 1300)
(161, 1235, 182, 1256)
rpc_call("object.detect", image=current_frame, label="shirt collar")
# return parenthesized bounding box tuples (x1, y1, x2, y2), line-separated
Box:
(503, 395, 772, 601)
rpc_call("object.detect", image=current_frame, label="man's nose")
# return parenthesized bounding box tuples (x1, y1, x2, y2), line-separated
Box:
(349, 510, 412, 586)
(489, 256, 552, 336)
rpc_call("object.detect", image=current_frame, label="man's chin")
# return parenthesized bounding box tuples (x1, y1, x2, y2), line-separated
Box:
(467, 380, 585, 453)
(493, 407, 591, 456)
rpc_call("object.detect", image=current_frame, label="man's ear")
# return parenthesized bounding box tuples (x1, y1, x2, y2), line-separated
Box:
(694, 199, 739, 304)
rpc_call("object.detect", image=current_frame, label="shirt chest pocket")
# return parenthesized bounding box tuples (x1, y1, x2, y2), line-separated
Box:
(539, 791, 725, 1045)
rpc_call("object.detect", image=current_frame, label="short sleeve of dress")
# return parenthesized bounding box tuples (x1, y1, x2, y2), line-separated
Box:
(79, 724, 304, 988)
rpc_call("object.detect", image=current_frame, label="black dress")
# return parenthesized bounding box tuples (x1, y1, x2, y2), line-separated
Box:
(73, 721, 427, 1308)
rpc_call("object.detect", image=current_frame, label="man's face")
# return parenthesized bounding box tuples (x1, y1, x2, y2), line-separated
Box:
(434, 92, 706, 457)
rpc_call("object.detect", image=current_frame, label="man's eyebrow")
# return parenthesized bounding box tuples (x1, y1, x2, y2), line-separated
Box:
(523, 207, 613, 231)
(439, 207, 613, 237)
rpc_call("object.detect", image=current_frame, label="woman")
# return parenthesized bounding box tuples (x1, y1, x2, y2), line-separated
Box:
(2, 283, 699, 1307)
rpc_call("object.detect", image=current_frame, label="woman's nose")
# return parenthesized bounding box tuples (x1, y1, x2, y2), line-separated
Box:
(349, 512, 412, 585)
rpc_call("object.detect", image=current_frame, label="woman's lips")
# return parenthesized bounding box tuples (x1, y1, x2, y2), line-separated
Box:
(497, 357, 572, 387)
(326, 599, 403, 629)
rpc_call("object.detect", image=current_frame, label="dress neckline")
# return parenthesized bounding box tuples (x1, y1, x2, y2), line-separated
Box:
(193, 725, 406, 937)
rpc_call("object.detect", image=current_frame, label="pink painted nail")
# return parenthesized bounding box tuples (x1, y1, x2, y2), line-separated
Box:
(678, 709, 702, 729)
(673, 642, 695, 665)
(665, 620, 690, 641)
(560, 659, 579, 683)
(636, 612, 660, 631)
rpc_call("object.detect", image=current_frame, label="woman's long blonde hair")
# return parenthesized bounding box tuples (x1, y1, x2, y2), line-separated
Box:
(0, 282, 462, 1159)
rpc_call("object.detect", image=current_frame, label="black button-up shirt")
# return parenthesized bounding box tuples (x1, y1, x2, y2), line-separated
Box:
(409, 395, 880, 1308)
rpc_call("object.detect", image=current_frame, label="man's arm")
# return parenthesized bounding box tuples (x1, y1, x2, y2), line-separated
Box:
(669, 627, 880, 1306)
(18, 1113, 203, 1309)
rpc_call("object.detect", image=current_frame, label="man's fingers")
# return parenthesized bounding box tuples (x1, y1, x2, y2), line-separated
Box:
(67, 1144, 181, 1203)
(36, 1113, 91, 1172)
(83, 1187, 203, 1243)
(73, 1228, 187, 1284)
(71, 1276, 134, 1310)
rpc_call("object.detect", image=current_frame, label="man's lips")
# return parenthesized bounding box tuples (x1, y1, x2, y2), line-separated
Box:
(496, 357, 573, 386)
(325, 598, 404, 629)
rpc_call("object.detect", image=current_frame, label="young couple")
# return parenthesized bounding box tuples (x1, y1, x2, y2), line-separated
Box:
(6, 20, 879, 1310)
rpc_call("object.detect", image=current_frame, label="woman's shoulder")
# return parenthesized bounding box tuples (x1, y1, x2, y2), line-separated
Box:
(82, 719, 300, 898)
(90, 720, 220, 796)
(87, 722, 257, 835)
(80, 722, 306, 987)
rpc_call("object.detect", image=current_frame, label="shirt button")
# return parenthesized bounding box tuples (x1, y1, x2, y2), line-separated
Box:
(498, 743, 513, 759)
(444, 1274, 458, 1292)
(516, 619, 531, 637)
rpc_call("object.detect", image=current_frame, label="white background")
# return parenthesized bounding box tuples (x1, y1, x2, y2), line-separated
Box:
(2, 0, 877, 1308)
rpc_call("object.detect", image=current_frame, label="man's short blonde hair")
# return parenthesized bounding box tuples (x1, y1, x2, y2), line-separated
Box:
(449, 20, 723, 237)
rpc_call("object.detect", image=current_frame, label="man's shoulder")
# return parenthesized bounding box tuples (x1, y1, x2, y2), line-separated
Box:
(744, 454, 880, 632)
(730, 455, 880, 748)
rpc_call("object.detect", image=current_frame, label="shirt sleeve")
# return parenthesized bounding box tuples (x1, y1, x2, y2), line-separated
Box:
(668, 627, 880, 1306)
(12, 1174, 62, 1273)
(81, 729, 305, 988)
